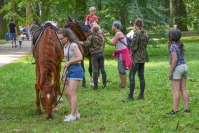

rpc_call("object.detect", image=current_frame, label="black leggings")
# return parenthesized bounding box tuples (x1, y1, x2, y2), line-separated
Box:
(129, 63, 145, 97)
(91, 52, 106, 88)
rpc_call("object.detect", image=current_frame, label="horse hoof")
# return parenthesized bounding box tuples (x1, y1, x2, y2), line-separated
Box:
(35, 110, 42, 115)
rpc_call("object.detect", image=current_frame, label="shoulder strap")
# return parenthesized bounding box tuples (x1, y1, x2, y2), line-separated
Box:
(118, 38, 127, 47)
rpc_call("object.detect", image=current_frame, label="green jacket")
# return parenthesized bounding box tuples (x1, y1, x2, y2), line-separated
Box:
(84, 31, 104, 55)
(131, 29, 149, 63)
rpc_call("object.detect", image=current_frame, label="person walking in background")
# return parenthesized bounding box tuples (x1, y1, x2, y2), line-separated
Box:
(8, 19, 17, 48)
(123, 18, 149, 102)
(111, 20, 131, 88)
(85, 6, 98, 28)
(58, 28, 84, 122)
(17, 32, 22, 48)
(84, 23, 107, 90)
(167, 28, 190, 114)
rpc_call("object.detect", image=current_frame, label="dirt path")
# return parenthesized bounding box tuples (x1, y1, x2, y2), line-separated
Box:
(0, 40, 32, 67)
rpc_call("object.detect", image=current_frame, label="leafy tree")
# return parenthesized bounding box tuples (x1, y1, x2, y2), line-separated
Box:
(184, 0, 199, 31)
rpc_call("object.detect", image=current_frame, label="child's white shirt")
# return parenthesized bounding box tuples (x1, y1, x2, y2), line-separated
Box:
(18, 35, 22, 41)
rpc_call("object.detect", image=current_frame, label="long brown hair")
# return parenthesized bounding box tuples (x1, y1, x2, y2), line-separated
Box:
(134, 18, 145, 32)
(58, 28, 84, 54)
(168, 41, 185, 52)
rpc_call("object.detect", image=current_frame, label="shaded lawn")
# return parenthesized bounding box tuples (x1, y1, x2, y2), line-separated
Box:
(0, 36, 199, 132)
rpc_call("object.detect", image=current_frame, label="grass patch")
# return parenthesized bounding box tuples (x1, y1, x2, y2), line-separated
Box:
(0, 36, 199, 132)
(0, 39, 7, 44)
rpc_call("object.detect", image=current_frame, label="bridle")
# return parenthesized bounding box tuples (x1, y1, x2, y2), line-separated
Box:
(40, 67, 68, 110)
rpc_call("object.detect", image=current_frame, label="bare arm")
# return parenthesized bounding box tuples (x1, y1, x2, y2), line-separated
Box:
(168, 52, 177, 80)
(111, 32, 123, 46)
(64, 46, 83, 68)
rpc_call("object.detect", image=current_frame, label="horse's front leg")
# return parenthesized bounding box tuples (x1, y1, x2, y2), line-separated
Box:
(35, 84, 41, 115)
(81, 59, 86, 88)
(88, 56, 94, 86)
(55, 63, 63, 104)
(35, 63, 41, 115)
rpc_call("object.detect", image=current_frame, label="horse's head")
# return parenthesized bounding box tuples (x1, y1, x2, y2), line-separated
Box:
(64, 16, 91, 41)
(40, 81, 56, 119)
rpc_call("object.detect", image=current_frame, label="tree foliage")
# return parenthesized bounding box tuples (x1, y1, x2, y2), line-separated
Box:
(0, 0, 198, 40)
(184, 0, 199, 31)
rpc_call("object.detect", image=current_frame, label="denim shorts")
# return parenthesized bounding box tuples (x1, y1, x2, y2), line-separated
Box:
(66, 63, 84, 80)
(172, 64, 188, 79)
(10, 33, 16, 40)
(118, 53, 126, 75)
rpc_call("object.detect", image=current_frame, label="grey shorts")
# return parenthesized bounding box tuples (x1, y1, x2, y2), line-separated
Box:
(118, 53, 126, 75)
(172, 64, 188, 80)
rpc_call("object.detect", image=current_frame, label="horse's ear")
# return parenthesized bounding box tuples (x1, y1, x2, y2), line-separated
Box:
(68, 16, 72, 22)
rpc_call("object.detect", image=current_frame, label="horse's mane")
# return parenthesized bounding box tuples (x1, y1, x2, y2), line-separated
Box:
(75, 20, 90, 32)
(36, 27, 63, 92)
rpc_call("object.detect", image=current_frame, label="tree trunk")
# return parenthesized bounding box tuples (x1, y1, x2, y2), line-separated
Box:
(40, 2, 51, 23)
(26, 2, 33, 25)
(169, 0, 174, 27)
(120, 10, 126, 34)
(176, 0, 188, 31)
(0, 0, 8, 39)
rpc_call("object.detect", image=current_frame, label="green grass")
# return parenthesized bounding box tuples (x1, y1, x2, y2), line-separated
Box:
(0, 39, 7, 44)
(0, 36, 199, 132)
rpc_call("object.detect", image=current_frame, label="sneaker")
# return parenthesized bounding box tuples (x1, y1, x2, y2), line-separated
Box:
(122, 97, 134, 102)
(76, 113, 80, 119)
(12, 46, 14, 48)
(90, 81, 94, 86)
(167, 109, 178, 115)
(92, 86, 98, 90)
(184, 109, 190, 114)
(118, 85, 125, 89)
(89, 76, 93, 82)
(98, 77, 100, 83)
(64, 113, 80, 119)
(138, 95, 144, 100)
(64, 114, 76, 122)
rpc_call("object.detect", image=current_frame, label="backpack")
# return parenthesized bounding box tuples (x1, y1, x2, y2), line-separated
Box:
(118, 36, 131, 50)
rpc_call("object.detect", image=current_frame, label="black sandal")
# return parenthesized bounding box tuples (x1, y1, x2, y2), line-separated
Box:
(184, 109, 190, 114)
(167, 109, 178, 115)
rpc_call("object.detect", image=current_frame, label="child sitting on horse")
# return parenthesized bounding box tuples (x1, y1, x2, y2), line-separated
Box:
(85, 6, 98, 28)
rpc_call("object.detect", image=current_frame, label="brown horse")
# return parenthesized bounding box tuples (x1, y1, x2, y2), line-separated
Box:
(64, 17, 92, 88)
(32, 23, 64, 119)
